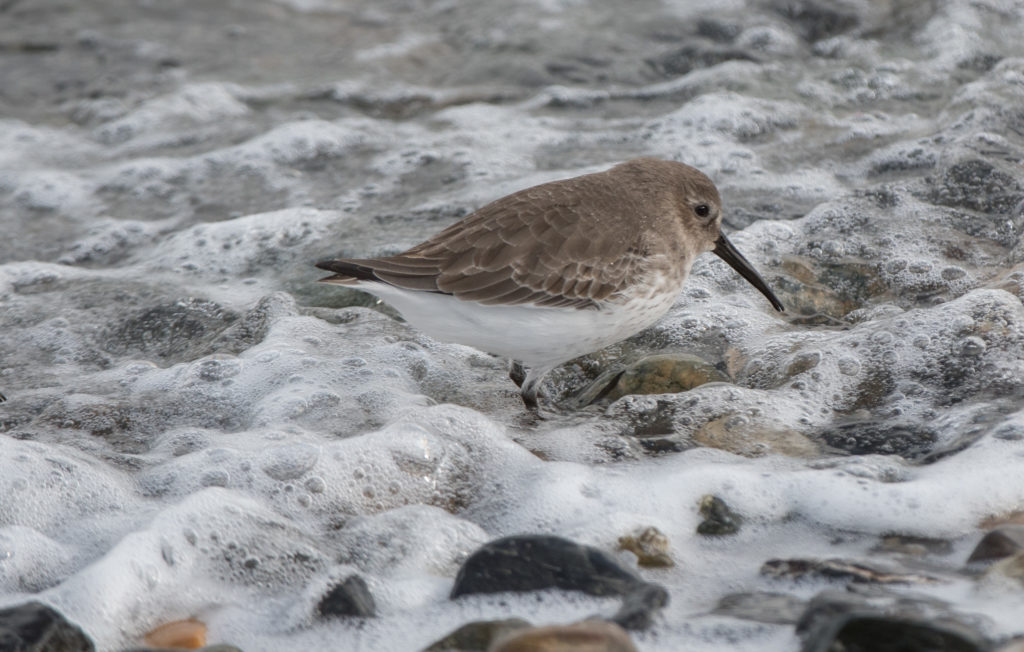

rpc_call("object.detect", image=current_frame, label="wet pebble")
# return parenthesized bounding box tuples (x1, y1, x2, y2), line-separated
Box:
(143, 619, 207, 649)
(967, 526, 1024, 564)
(423, 618, 531, 652)
(617, 527, 674, 568)
(450, 535, 669, 631)
(317, 574, 376, 618)
(696, 495, 743, 536)
(489, 620, 638, 652)
(761, 558, 942, 585)
(575, 353, 728, 406)
(796, 588, 990, 652)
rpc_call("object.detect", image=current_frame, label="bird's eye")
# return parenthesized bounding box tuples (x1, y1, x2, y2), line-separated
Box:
(695, 204, 711, 218)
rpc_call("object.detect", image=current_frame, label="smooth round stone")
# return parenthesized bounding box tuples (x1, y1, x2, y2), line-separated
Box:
(490, 620, 638, 652)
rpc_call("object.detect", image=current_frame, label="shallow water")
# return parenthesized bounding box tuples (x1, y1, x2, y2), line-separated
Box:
(2, 0, 1024, 650)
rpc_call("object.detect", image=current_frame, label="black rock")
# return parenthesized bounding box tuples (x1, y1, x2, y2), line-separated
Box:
(797, 589, 990, 652)
(967, 526, 1024, 564)
(450, 535, 669, 630)
(317, 575, 376, 618)
(696, 495, 743, 536)
(804, 614, 989, 652)
(0, 601, 94, 652)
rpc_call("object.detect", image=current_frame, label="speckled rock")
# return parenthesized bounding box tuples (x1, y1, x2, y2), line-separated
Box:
(694, 416, 820, 458)
(575, 353, 729, 406)
(762, 558, 942, 585)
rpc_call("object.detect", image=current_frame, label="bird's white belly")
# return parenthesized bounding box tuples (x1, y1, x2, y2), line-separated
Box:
(357, 282, 681, 368)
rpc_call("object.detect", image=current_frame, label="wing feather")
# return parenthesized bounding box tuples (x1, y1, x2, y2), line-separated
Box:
(316, 168, 653, 310)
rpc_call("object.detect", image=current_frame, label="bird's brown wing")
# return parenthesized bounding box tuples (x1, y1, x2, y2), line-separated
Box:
(316, 179, 645, 309)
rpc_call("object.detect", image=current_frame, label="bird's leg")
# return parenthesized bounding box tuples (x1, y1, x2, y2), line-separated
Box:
(519, 366, 551, 411)
(508, 360, 527, 388)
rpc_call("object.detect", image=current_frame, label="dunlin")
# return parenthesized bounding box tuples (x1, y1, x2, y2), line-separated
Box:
(316, 158, 784, 408)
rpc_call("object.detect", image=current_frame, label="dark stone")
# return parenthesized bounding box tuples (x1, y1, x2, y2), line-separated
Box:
(803, 614, 988, 652)
(0, 601, 94, 652)
(696, 495, 743, 536)
(713, 591, 807, 625)
(796, 589, 990, 652)
(967, 526, 1024, 564)
(423, 618, 531, 652)
(818, 420, 937, 459)
(450, 535, 669, 631)
(317, 575, 376, 618)
(772, 0, 859, 42)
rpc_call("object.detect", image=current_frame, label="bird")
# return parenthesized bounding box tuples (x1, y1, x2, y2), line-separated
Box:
(315, 158, 784, 409)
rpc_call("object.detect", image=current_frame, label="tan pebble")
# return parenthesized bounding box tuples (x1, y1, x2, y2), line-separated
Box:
(143, 619, 207, 650)
(617, 526, 674, 568)
(488, 620, 637, 652)
(694, 416, 819, 458)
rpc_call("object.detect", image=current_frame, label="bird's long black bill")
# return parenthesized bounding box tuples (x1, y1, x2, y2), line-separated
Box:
(712, 234, 785, 312)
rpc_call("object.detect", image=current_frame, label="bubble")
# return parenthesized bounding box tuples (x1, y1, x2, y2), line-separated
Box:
(261, 443, 319, 481)
(200, 470, 230, 487)
(870, 331, 894, 345)
(304, 476, 326, 493)
(822, 240, 844, 257)
(837, 357, 861, 376)
(197, 358, 241, 381)
(941, 266, 967, 281)
(959, 336, 986, 356)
